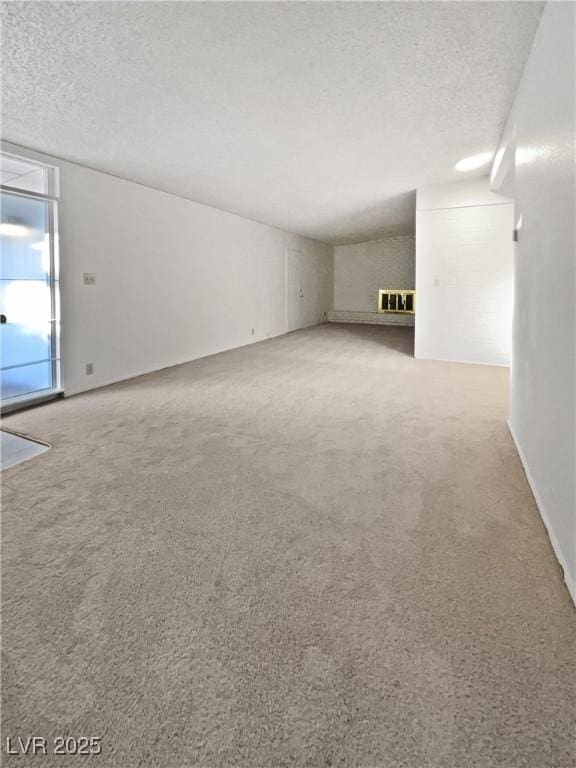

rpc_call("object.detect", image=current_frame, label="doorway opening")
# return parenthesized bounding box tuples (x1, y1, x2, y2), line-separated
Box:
(286, 248, 304, 333)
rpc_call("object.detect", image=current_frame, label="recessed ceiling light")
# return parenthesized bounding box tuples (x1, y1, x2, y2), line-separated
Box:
(454, 152, 493, 172)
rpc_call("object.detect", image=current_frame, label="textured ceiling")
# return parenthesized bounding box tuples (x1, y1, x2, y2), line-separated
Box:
(1, 2, 542, 244)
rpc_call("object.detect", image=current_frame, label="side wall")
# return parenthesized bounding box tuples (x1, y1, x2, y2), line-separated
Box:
(331, 236, 415, 326)
(415, 177, 514, 366)
(2, 142, 333, 396)
(491, 3, 575, 600)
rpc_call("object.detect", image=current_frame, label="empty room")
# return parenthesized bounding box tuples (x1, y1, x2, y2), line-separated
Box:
(1, 2, 574, 767)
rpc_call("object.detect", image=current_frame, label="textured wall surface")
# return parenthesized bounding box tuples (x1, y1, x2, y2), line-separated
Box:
(415, 178, 513, 366)
(1, 2, 542, 242)
(334, 237, 415, 313)
(1, 142, 333, 397)
(492, 3, 575, 600)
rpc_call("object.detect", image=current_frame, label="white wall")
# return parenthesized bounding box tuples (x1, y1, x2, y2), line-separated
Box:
(332, 236, 415, 326)
(491, 3, 575, 601)
(2, 142, 333, 396)
(415, 177, 514, 366)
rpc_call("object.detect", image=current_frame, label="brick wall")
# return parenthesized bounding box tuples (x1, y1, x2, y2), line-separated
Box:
(327, 310, 414, 326)
(333, 236, 415, 314)
(415, 178, 513, 366)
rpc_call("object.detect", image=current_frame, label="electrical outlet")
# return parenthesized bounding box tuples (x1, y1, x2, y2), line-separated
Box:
(85, 363, 94, 376)
(83, 273, 96, 286)
(251, 328, 255, 335)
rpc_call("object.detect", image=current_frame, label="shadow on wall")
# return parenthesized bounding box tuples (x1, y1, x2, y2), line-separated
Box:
(317, 190, 416, 245)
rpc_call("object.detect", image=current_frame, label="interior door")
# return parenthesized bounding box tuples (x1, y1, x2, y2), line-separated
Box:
(0, 190, 59, 404)
(286, 248, 304, 332)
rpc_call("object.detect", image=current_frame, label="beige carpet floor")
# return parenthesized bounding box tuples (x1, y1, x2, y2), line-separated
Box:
(2, 323, 574, 768)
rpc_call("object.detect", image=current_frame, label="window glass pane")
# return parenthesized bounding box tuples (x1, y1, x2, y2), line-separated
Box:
(1, 186, 57, 402)
(1, 361, 52, 400)
(0, 154, 49, 195)
(0, 193, 50, 279)
(0, 277, 52, 326)
(0, 315, 52, 368)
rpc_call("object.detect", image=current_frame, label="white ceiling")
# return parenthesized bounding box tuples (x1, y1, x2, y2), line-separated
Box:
(1, 2, 542, 244)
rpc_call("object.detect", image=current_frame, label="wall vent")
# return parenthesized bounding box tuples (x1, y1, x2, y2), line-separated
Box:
(378, 289, 415, 314)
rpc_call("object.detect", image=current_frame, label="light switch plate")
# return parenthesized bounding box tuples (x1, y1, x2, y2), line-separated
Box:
(83, 273, 96, 286)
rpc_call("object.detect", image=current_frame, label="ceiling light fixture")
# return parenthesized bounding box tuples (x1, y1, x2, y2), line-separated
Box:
(454, 152, 494, 172)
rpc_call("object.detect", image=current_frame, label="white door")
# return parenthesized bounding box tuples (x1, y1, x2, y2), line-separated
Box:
(286, 248, 304, 332)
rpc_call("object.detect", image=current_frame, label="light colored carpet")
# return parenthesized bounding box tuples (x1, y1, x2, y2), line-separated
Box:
(1, 323, 574, 768)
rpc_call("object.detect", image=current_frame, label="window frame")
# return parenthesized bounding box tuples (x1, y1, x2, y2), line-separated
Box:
(0, 150, 62, 408)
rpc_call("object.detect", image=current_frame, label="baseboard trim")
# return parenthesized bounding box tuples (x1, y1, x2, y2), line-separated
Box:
(414, 352, 510, 368)
(1, 390, 63, 414)
(64, 342, 273, 398)
(63, 321, 329, 398)
(507, 419, 575, 606)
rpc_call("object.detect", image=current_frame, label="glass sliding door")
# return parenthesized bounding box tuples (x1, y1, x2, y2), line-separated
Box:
(0, 153, 60, 407)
